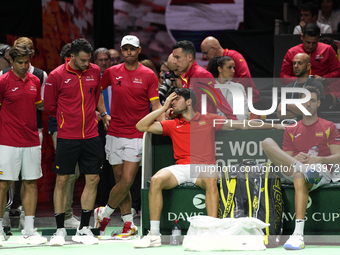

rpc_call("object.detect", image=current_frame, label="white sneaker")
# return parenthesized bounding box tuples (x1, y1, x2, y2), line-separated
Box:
(72, 226, 98, 245)
(64, 216, 80, 228)
(284, 235, 305, 250)
(18, 228, 47, 245)
(94, 207, 111, 236)
(133, 232, 161, 248)
(49, 228, 66, 246)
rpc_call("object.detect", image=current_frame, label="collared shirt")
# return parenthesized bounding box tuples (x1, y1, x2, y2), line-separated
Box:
(161, 112, 225, 165)
(0, 70, 42, 147)
(317, 10, 340, 33)
(100, 63, 159, 139)
(293, 21, 332, 34)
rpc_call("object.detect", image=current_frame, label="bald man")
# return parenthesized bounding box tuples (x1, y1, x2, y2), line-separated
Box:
(201, 36, 261, 104)
(277, 53, 326, 119)
(109, 49, 121, 66)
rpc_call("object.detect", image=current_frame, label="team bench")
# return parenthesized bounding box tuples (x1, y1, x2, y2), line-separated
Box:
(140, 130, 340, 237)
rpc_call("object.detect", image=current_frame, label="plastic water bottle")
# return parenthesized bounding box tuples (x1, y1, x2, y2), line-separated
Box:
(170, 219, 181, 246)
(308, 145, 319, 156)
(306, 145, 321, 184)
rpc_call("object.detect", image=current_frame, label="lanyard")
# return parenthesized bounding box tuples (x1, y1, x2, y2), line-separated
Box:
(291, 78, 308, 99)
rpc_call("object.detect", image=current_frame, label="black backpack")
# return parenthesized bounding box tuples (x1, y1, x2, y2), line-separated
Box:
(218, 160, 283, 247)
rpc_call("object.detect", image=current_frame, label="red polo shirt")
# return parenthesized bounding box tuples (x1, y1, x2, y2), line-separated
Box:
(100, 63, 160, 139)
(0, 70, 42, 147)
(161, 112, 226, 165)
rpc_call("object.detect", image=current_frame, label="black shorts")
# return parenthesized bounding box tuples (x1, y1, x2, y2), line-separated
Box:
(53, 136, 104, 175)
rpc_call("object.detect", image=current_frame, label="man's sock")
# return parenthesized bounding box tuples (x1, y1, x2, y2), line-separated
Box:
(150, 220, 160, 235)
(24, 216, 34, 233)
(102, 204, 115, 218)
(292, 219, 305, 236)
(122, 213, 134, 227)
(79, 209, 92, 230)
(55, 213, 65, 229)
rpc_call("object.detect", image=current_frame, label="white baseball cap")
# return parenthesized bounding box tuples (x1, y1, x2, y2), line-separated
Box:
(121, 35, 140, 48)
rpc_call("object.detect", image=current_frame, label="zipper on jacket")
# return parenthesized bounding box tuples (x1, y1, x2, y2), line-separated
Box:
(60, 112, 65, 129)
(79, 76, 85, 138)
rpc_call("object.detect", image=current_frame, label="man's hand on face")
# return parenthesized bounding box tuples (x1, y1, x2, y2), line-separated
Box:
(299, 20, 306, 31)
(163, 92, 177, 119)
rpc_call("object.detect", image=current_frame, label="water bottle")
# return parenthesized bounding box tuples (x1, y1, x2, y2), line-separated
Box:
(170, 219, 181, 246)
(306, 145, 321, 184)
(308, 145, 319, 156)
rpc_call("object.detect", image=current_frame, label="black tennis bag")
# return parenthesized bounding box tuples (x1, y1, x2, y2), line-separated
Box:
(218, 160, 283, 247)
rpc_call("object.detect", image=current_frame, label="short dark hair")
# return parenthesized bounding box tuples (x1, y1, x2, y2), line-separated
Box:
(207, 56, 233, 78)
(303, 23, 321, 37)
(172, 40, 196, 60)
(71, 38, 93, 56)
(9, 43, 33, 61)
(170, 87, 197, 107)
(301, 2, 319, 18)
(94, 47, 110, 61)
(60, 43, 71, 64)
(300, 86, 320, 101)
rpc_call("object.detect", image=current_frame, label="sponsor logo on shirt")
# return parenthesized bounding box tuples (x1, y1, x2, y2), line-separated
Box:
(11, 87, 19, 92)
(116, 76, 123, 80)
(176, 125, 184, 128)
(315, 132, 323, 137)
(65, 79, 71, 83)
(133, 78, 142, 84)
(316, 54, 324, 60)
(86, 75, 94, 81)
(30, 85, 37, 91)
(199, 121, 206, 126)
(294, 134, 301, 138)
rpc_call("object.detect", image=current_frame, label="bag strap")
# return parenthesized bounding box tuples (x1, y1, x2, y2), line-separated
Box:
(244, 166, 252, 217)
(222, 167, 237, 217)
(264, 162, 271, 245)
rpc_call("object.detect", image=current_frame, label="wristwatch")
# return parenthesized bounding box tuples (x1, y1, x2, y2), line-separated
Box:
(100, 111, 108, 118)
